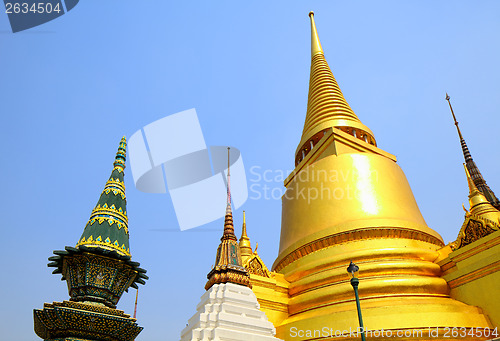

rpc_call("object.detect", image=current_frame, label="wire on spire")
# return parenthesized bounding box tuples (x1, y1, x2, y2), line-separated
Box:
(227, 147, 231, 206)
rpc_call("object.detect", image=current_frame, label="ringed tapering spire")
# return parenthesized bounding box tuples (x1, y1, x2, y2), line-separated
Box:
(446, 93, 500, 210)
(296, 12, 376, 165)
(464, 164, 500, 222)
(205, 147, 251, 290)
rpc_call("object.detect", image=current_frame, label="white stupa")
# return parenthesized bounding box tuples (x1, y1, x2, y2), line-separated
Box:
(181, 148, 281, 341)
(180, 283, 281, 341)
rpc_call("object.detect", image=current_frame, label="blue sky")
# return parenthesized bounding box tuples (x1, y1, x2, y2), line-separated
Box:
(1, 1, 500, 340)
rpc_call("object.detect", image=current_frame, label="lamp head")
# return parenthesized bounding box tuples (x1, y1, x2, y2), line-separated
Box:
(347, 261, 359, 278)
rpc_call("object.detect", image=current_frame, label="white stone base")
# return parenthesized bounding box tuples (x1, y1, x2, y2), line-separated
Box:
(180, 283, 282, 341)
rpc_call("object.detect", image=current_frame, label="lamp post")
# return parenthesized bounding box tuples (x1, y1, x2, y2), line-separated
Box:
(347, 261, 366, 341)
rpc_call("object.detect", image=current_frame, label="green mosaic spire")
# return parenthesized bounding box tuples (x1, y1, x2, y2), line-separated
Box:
(76, 137, 131, 258)
(36, 137, 147, 340)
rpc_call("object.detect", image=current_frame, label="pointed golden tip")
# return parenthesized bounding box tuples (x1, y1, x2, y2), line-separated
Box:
(464, 163, 472, 183)
(309, 10, 323, 56)
(241, 211, 248, 238)
(445, 93, 450, 101)
(239, 210, 251, 255)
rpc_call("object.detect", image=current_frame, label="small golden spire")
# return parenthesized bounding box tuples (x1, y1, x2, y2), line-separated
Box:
(309, 11, 323, 56)
(242, 211, 247, 237)
(464, 164, 500, 222)
(452, 164, 500, 250)
(239, 211, 252, 260)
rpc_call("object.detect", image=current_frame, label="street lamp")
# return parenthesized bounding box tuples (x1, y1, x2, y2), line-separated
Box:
(347, 261, 366, 341)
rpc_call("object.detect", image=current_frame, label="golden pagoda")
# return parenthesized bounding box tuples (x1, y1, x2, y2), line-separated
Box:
(237, 12, 499, 340)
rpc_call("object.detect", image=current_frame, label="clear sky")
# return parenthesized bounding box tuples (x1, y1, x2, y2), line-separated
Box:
(1, 1, 500, 340)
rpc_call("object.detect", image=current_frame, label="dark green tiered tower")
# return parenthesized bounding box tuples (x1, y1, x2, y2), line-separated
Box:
(34, 137, 148, 341)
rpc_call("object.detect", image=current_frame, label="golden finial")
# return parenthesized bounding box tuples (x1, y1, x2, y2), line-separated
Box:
(239, 211, 252, 259)
(309, 11, 323, 56)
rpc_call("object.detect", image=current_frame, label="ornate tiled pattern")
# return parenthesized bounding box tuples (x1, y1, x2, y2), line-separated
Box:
(34, 301, 142, 341)
(205, 204, 251, 290)
(63, 252, 138, 308)
(77, 137, 131, 257)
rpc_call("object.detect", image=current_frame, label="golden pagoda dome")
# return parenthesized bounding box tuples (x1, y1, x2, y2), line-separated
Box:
(267, 12, 493, 339)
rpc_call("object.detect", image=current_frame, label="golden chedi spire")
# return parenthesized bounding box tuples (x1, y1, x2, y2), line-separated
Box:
(278, 11, 442, 264)
(269, 12, 493, 339)
(296, 12, 376, 165)
(205, 148, 251, 290)
(239, 211, 253, 262)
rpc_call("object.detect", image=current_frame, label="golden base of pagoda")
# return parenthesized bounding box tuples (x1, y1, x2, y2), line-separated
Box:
(269, 236, 494, 341)
(276, 295, 494, 340)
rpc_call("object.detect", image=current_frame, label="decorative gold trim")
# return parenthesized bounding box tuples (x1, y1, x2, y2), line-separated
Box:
(104, 177, 126, 194)
(452, 214, 499, 250)
(243, 253, 271, 278)
(86, 204, 129, 234)
(76, 236, 131, 257)
(257, 298, 289, 312)
(48, 300, 132, 318)
(453, 232, 500, 262)
(205, 270, 251, 290)
(273, 227, 443, 273)
(448, 259, 500, 288)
